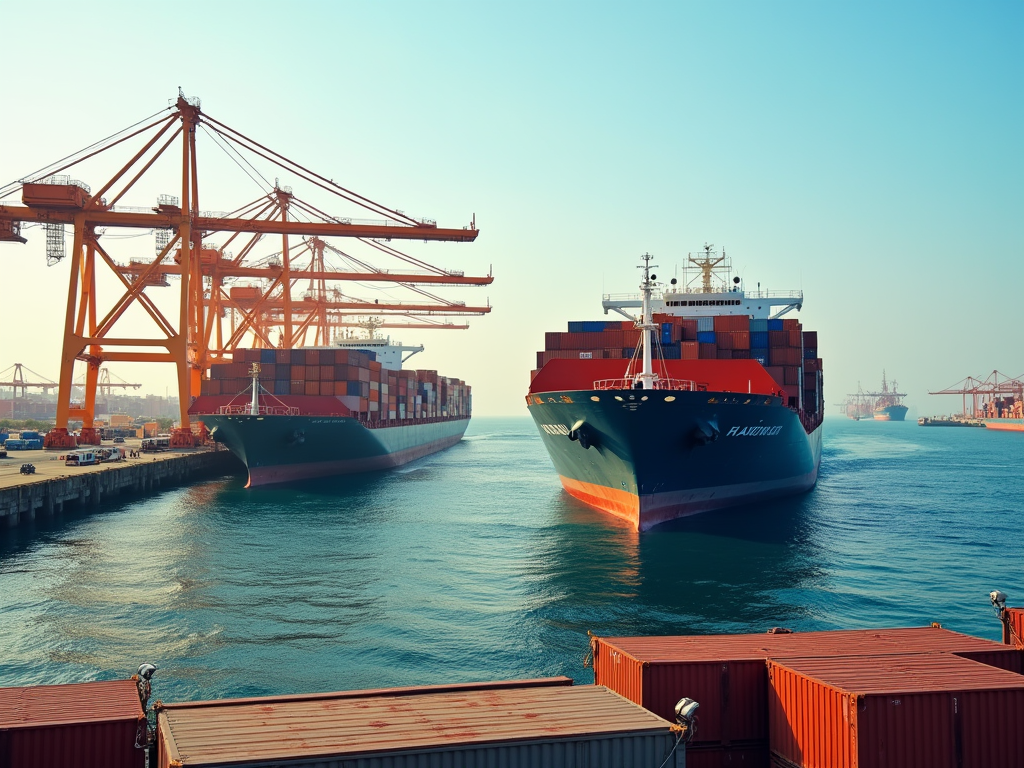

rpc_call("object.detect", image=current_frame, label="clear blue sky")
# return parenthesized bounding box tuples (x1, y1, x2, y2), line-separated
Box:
(1, 1, 1021, 415)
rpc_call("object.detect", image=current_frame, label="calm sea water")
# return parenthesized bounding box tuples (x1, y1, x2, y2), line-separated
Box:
(1, 417, 1021, 702)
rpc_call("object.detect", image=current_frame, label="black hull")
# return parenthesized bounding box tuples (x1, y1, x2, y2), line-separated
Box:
(528, 389, 822, 531)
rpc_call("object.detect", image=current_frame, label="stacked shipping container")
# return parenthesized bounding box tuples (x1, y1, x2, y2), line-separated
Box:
(200, 348, 470, 421)
(592, 628, 1024, 768)
(536, 315, 824, 418)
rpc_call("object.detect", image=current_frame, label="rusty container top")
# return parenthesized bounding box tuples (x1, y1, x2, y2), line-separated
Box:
(0, 678, 143, 729)
(768, 653, 1024, 768)
(157, 683, 678, 768)
(0, 679, 145, 768)
(592, 626, 1020, 748)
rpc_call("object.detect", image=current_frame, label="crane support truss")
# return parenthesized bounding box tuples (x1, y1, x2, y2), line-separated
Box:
(929, 370, 1024, 419)
(0, 94, 484, 448)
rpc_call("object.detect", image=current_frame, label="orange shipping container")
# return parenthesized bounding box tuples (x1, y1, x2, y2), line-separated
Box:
(768, 654, 1024, 768)
(782, 318, 800, 330)
(681, 341, 699, 360)
(319, 365, 334, 381)
(593, 628, 1022, 758)
(304, 381, 318, 396)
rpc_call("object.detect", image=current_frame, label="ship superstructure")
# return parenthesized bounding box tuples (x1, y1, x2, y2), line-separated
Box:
(528, 246, 824, 531)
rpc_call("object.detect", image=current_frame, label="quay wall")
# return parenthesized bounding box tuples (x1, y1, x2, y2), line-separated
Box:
(0, 451, 243, 528)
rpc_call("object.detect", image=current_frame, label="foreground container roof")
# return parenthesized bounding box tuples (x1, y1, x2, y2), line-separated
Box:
(596, 626, 1014, 662)
(769, 653, 1024, 694)
(0, 679, 143, 728)
(158, 683, 673, 766)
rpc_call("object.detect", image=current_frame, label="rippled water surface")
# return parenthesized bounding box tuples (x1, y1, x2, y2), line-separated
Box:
(1, 417, 1021, 701)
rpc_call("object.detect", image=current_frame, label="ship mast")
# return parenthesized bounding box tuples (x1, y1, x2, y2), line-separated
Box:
(637, 253, 658, 390)
(249, 362, 261, 416)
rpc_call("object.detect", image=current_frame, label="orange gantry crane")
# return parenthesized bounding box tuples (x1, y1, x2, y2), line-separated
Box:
(0, 92, 488, 449)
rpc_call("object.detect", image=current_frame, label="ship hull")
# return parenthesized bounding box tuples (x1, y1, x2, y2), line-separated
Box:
(528, 389, 822, 531)
(201, 413, 470, 487)
(873, 405, 908, 421)
(983, 418, 1024, 432)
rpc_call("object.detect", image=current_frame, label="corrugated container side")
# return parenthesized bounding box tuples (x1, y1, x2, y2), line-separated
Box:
(1009, 607, 1024, 649)
(856, 690, 955, 768)
(8, 719, 146, 768)
(686, 743, 769, 767)
(960, 688, 1024, 768)
(768, 663, 856, 768)
(956, 648, 1023, 673)
(593, 639, 767, 745)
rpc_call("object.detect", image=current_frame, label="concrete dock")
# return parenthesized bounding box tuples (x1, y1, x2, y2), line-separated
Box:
(0, 438, 243, 528)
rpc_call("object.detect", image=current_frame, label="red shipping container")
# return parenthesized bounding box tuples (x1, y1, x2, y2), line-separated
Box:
(304, 349, 319, 366)
(782, 318, 800, 331)
(318, 381, 333, 396)
(545, 331, 563, 351)
(681, 319, 698, 341)
(303, 381, 318, 396)
(593, 628, 1022, 757)
(731, 331, 751, 350)
(718, 333, 735, 350)
(275, 348, 290, 364)
(320, 349, 335, 365)
(319, 365, 333, 381)
(768, 654, 1024, 768)
(787, 330, 802, 348)
(1008, 607, 1024, 649)
(802, 331, 818, 348)
(804, 358, 822, 373)
(783, 367, 802, 386)
(699, 343, 717, 359)
(769, 331, 788, 347)
(0, 679, 146, 768)
(771, 348, 803, 366)
(289, 380, 303, 396)
(681, 341, 700, 360)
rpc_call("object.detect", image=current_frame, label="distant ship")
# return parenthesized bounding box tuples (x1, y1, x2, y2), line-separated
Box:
(526, 247, 824, 531)
(838, 372, 907, 421)
(871, 371, 908, 421)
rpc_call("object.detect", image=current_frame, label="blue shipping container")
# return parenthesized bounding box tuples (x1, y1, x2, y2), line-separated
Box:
(274, 380, 290, 395)
(568, 321, 585, 333)
(20, 431, 41, 439)
(804, 348, 817, 359)
(696, 331, 717, 343)
(260, 349, 275, 363)
(347, 380, 362, 396)
(768, 319, 784, 331)
(750, 318, 768, 332)
(663, 345, 681, 360)
(582, 321, 605, 332)
(751, 331, 769, 348)
(751, 348, 769, 366)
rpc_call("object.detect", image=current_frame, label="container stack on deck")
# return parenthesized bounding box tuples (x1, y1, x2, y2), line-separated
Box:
(534, 314, 824, 415)
(200, 348, 470, 421)
(981, 394, 1023, 420)
(592, 627, 1024, 768)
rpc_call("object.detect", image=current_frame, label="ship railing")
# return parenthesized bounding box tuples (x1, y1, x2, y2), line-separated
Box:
(216, 404, 300, 416)
(592, 378, 701, 392)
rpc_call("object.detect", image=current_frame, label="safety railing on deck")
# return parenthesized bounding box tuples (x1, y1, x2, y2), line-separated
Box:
(592, 378, 704, 392)
(217, 404, 300, 416)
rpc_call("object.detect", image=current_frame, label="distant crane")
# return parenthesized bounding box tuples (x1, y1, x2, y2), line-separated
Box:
(929, 370, 1024, 419)
(0, 363, 58, 397)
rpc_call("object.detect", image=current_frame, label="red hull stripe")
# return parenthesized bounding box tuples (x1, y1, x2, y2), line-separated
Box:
(559, 469, 819, 532)
(246, 433, 464, 487)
